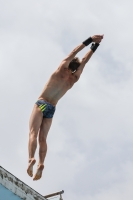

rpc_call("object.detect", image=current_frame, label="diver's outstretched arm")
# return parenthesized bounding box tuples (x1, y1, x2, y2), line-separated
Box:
(80, 34, 104, 65)
(74, 35, 104, 80)
(64, 35, 104, 62)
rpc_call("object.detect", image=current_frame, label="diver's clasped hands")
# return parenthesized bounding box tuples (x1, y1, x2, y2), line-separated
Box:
(91, 34, 104, 43)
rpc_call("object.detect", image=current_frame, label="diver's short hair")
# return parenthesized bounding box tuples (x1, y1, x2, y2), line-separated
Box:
(68, 57, 80, 72)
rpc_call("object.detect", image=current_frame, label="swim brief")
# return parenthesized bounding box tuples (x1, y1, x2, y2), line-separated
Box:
(35, 99, 55, 118)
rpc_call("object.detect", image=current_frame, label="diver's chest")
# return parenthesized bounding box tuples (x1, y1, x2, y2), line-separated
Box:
(63, 76, 76, 89)
(59, 70, 77, 88)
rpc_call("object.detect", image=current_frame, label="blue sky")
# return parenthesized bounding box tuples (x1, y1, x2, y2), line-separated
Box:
(0, 0, 133, 200)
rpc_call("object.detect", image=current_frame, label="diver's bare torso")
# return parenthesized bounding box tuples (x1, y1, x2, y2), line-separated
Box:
(38, 62, 78, 106)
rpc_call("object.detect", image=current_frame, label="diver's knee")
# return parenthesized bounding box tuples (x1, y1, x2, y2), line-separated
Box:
(29, 130, 38, 139)
(39, 136, 47, 143)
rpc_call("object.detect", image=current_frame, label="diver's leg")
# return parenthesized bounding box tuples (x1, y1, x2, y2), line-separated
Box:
(27, 104, 43, 177)
(33, 117, 52, 180)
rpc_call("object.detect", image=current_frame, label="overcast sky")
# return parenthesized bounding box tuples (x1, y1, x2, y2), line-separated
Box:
(0, 0, 133, 200)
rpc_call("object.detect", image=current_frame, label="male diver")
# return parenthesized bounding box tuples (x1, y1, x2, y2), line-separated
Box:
(27, 34, 104, 180)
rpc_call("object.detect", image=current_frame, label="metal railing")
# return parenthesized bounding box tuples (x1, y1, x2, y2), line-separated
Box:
(44, 190, 64, 200)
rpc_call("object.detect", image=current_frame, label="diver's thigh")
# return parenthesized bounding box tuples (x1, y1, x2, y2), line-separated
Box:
(29, 104, 43, 133)
(39, 118, 53, 139)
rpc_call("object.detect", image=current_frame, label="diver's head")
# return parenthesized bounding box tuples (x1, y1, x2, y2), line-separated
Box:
(68, 57, 80, 73)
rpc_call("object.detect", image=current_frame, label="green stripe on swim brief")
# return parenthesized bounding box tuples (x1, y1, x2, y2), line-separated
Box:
(39, 104, 46, 109)
(41, 107, 46, 112)
(39, 104, 46, 112)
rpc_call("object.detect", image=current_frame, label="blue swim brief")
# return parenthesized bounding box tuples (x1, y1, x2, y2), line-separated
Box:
(35, 99, 55, 118)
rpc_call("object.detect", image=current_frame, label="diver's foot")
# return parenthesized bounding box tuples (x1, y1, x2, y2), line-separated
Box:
(27, 158, 36, 177)
(33, 164, 44, 181)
